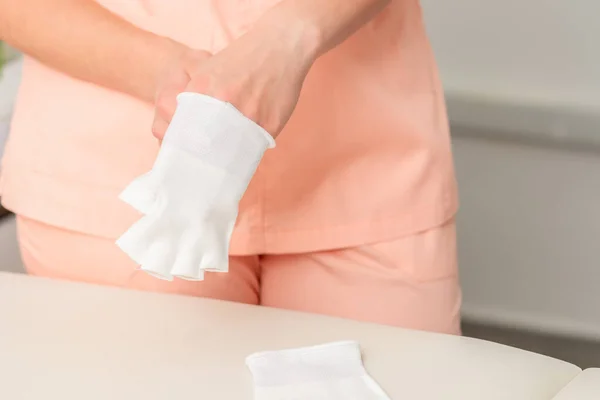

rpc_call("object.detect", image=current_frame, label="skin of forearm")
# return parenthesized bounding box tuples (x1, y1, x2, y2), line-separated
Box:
(0, 0, 389, 102)
(0, 0, 185, 102)
(259, 0, 391, 61)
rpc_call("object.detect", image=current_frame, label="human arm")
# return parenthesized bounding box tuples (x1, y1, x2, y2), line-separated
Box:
(0, 0, 191, 102)
(153, 0, 390, 139)
(264, 0, 391, 57)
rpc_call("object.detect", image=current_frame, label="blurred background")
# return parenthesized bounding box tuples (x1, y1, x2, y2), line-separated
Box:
(1, 0, 599, 366)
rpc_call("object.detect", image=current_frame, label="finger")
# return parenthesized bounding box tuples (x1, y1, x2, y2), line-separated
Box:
(155, 91, 178, 123)
(151, 115, 170, 141)
(182, 50, 213, 84)
(187, 49, 212, 64)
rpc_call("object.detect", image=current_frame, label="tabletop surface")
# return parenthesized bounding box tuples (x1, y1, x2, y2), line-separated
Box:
(0, 272, 581, 399)
(552, 369, 600, 400)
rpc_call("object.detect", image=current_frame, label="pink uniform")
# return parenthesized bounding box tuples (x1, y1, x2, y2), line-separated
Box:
(1, 0, 460, 333)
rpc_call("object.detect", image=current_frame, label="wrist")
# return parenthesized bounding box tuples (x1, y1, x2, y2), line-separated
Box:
(284, 15, 324, 62)
(140, 36, 188, 102)
(256, 7, 324, 67)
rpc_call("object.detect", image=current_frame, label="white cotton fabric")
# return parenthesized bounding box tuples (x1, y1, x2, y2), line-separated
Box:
(246, 341, 391, 400)
(116, 92, 274, 281)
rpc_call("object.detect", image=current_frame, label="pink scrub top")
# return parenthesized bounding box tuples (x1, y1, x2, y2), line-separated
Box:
(0, 0, 458, 255)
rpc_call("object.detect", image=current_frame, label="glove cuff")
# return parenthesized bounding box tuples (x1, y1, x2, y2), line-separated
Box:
(163, 92, 275, 184)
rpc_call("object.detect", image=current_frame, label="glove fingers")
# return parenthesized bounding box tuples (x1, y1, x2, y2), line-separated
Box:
(116, 215, 156, 261)
(139, 240, 177, 281)
(198, 229, 230, 273)
(119, 171, 160, 214)
(171, 233, 205, 281)
(116, 213, 174, 281)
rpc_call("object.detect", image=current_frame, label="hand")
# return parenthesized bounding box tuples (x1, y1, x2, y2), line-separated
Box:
(152, 20, 318, 141)
(152, 48, 212, 140)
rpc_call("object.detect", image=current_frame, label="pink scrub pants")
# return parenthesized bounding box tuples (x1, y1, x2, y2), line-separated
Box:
(16, 215, 461, 334)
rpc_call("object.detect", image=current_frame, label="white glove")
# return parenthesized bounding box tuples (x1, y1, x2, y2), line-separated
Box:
(246, 341, 391, 400)
(116, 93, 275, 281)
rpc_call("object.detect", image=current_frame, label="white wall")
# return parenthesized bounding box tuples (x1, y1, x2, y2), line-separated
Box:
(0, 58, 24, 274)
(421, 0, 600, 108)
(454, 138, 600, 339)
(421, 1, 600, 339)
(0, 216, 23, 274)
(0, 59, 22, 159)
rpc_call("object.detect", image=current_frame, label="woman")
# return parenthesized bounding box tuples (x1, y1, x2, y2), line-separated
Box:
(0, 0, 460, 333)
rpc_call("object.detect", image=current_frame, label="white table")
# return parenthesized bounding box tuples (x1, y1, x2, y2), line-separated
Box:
(0, 272, 586, 399)
(553, 369, 600, 399)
